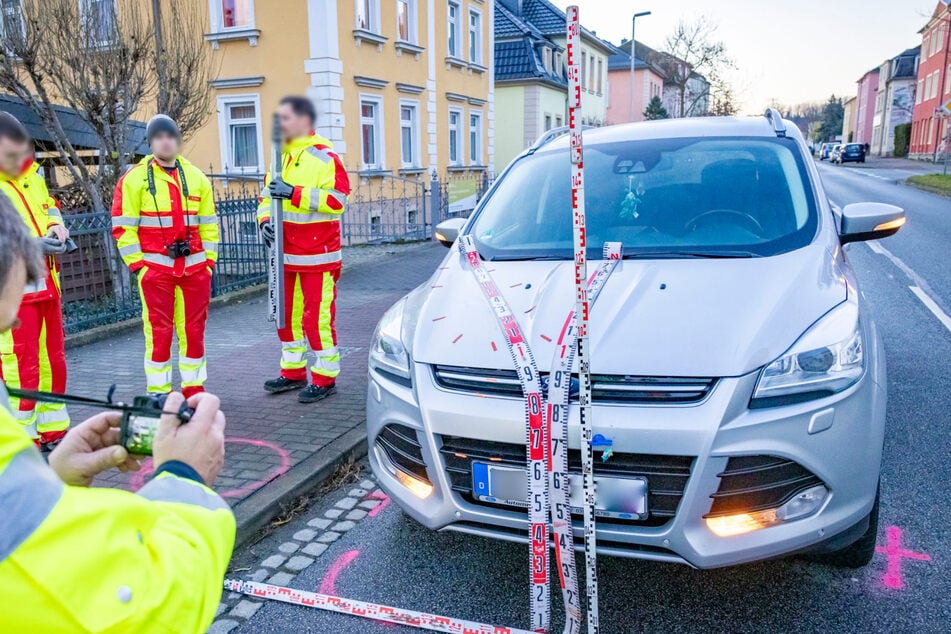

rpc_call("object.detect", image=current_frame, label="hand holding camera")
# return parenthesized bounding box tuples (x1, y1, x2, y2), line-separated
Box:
(153, 392, 226, 487)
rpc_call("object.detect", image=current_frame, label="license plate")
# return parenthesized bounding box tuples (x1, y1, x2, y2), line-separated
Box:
(471, 462, 648, 520)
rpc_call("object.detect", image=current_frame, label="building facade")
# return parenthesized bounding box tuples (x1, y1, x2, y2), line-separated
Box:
(605, 41, 666, 125)
(910, 0, 951, 160)
(853, 68, 880, 146)
(841, 96, 857, 145)
(491, 0, 614, 168)
(634, 41, 710, 118)
(186, 0, 494, 184)
(871, 46, 920, 157)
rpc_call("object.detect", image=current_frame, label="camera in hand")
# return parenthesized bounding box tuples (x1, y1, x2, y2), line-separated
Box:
(120, 394, 194, 455)
(167, 239, 192, 259)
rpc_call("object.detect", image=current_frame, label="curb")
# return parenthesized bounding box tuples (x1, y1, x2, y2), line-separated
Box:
(903, 180, 951, 198)
(231, 426, 369, 548)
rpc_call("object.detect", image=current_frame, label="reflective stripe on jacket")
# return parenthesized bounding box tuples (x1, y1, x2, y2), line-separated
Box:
(0, 385, 235, 633)
(257, 133, 350, 273)
(112, 155, 219, 277)
(0, 161, 63, 303)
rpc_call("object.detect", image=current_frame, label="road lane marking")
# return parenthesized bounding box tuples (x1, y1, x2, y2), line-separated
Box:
(909, 286, 951, 333)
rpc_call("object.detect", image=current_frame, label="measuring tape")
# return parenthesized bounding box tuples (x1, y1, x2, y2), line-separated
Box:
(564, 7, 602, 633)
(224, 579, 534, 634)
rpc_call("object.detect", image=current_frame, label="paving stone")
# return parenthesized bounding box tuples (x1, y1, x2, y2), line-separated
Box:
(359, 499, 381, 510)
(302, 542, 328, 557)
(345, 509, 368, 521)
(293, 528, 318, 542)
(332, 520, 356, 532)
(215, 603, 227, 617)
(285, 555, 315, 571)
(348, 488, 368, 498)
(227, 592, 241, 600)
(324, 508, 343, 519)
(267, 571, 295, 587)
(278, 541, 300, 554)
(335, 497, 359, 510)
(249, 568, 270, 582)
(307, 517, 333, 529)
(207, 620, 240, 633)
(316, 531, 341, 543)
(229, 600, 263, 619)
(261, 555, 287, 569)
(359, 479, 376, 490)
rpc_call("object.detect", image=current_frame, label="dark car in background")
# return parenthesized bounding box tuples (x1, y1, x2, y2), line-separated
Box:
(836, 143, 867, 164)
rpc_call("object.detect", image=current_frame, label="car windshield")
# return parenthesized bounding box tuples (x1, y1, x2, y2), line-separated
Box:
(846, 144, 862, 151)
(469, 136, 818, 260)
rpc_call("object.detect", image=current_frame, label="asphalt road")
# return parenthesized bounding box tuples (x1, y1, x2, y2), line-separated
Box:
(228, 162, 951, 634)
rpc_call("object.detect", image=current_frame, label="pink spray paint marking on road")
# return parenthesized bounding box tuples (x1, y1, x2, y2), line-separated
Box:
(367, 491, 391, 518)
(128, 437, 291, 499)
(319, 549, 362, 595)
(875, 525, 931, 590)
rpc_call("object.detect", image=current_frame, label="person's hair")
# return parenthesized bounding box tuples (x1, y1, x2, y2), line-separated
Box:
(0, 193, 44, 292)
(279, 96, 317, 125)
(0, 112, 29, 144)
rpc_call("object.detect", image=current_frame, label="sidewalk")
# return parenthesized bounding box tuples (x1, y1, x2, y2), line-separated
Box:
(66, 241, 447, 539)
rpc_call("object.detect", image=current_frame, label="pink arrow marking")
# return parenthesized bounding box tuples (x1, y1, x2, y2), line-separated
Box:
(875, 525, 931, 590)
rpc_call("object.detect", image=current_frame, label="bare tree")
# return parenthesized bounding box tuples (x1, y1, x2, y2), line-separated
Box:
(655, 17, 733, 118)
(708, 81, 740, 117)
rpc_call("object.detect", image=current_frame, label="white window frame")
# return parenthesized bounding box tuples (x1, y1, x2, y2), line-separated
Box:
(945, 64, 951, 96)
(0, 0, 25, 39)
(542, 46, 552, 73)
(208, 0, 255, 33)
(80, 0, 118, 48)
(917, 79, 924, 104)
(553, 51, 562, 73)
(555, 115, 563, 128)
(597, 58, 603, 94)
(399, 99, 420, 169)
(216, 93, 264, 175)
(359, 94, 385, 171)
(395, 0, 418, 44)
(355, 0, 381, 34)
(447, 0, 462, 58)
(468, 7, 482, 64)
(448, 106, 464, 166)
(468, 110, 482, 165)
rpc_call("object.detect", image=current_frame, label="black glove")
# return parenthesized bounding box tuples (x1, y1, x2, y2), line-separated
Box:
(268, 178, 294, 200)
(259, 221, 275, 248)
(36, 236, 68, 255)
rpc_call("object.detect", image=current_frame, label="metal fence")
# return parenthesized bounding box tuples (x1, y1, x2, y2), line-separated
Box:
(58, 170, 495, 334)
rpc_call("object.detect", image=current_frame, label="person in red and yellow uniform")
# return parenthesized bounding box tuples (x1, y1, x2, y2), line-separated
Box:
(112, 115, 219, 398)
(0, 112, 71, 448)
(258, 96, 350, 403)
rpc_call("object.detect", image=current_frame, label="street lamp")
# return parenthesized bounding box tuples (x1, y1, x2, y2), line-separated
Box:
(629, 10, 652, 122)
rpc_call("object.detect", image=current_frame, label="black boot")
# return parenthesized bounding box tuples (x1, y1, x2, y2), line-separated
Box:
(264, 376, 308, 394)
(298, 384, 336, 403)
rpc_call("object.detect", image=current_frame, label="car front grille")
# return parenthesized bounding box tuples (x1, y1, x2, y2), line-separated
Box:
(433, 365, 716, 404)
(439, 435, 694, 527)
(706, 455, 824, 517)
(375, 423, 431, 484)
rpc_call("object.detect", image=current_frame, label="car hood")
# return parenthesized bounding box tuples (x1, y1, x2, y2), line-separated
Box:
(408, 243, 848, 377)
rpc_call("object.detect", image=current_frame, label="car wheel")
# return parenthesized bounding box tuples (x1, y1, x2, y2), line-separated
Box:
(813, 486, 880, 568)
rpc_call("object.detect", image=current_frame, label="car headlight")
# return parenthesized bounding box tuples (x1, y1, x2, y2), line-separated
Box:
(369, 299, 410, 380)
(751, 301, 864, 406)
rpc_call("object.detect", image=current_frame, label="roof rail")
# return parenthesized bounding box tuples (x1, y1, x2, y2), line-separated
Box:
(764, 108, 787, 138)
(528, 125, 594, 153)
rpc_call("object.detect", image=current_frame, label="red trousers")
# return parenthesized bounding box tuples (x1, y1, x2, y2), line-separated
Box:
(0, 294, 69, 436)
(137, 267, 212, 397)
(278, 269, 340, 387)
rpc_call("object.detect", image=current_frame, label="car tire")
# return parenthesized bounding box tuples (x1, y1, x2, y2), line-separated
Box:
(812, 486, 880, 568)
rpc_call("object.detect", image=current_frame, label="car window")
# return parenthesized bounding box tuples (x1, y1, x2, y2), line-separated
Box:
(846, 144, 862, 151)
(469, 136, 818, 260)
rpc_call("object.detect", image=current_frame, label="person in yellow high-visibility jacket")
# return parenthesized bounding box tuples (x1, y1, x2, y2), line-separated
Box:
(0, 194, 234, 633)
(0, 112, 71, 448)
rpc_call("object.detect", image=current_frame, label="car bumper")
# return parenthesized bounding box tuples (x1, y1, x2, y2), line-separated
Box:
(366, 329, 886, 569)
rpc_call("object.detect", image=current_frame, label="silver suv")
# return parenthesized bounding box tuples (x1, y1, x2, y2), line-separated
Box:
(367, 112, 904, 568)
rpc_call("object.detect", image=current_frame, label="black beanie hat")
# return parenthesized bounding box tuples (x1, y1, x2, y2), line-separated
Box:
(146, 114, 181, 143)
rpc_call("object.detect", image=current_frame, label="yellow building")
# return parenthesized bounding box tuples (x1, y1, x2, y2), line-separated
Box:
(186, 0, 495, 186)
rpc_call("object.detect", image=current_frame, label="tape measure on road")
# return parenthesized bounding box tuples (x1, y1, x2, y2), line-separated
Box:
(224, 579, 535, 634)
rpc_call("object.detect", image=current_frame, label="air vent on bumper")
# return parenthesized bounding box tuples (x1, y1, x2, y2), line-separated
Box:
(375, 424, 433, 499)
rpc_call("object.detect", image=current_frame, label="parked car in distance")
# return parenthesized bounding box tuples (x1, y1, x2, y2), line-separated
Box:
(829, 144, 843, 163)
(368, 112, 905, 569)
(837, 143, 867, 164)
(819, 143, 834, 160)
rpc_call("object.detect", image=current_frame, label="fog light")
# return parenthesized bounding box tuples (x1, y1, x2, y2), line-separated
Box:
(394, 468, 433, 499)
(706, 485, 828, 537)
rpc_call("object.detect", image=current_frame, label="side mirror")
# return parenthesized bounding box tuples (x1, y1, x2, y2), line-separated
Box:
(434, 217, 466, 248)
(839, 202, 905, 244)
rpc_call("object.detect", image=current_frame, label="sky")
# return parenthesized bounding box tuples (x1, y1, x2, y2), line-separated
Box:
(549, 0, 940, 114)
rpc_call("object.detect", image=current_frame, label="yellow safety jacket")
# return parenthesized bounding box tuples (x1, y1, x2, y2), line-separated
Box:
(0, 160, 64, 303)
(112, 155, 219, 277)
(0, 384, 235, 633)
(257, 133, 350, 273)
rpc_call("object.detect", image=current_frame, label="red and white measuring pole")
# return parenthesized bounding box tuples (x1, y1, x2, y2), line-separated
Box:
(566, 6, 601, 633)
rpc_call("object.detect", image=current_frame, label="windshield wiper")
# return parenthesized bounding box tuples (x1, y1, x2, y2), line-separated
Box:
(623, 250, 762, 259)
(489, 254, 569, 262)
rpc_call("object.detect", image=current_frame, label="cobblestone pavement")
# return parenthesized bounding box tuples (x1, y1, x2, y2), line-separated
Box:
(64, 241, 447, 506)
